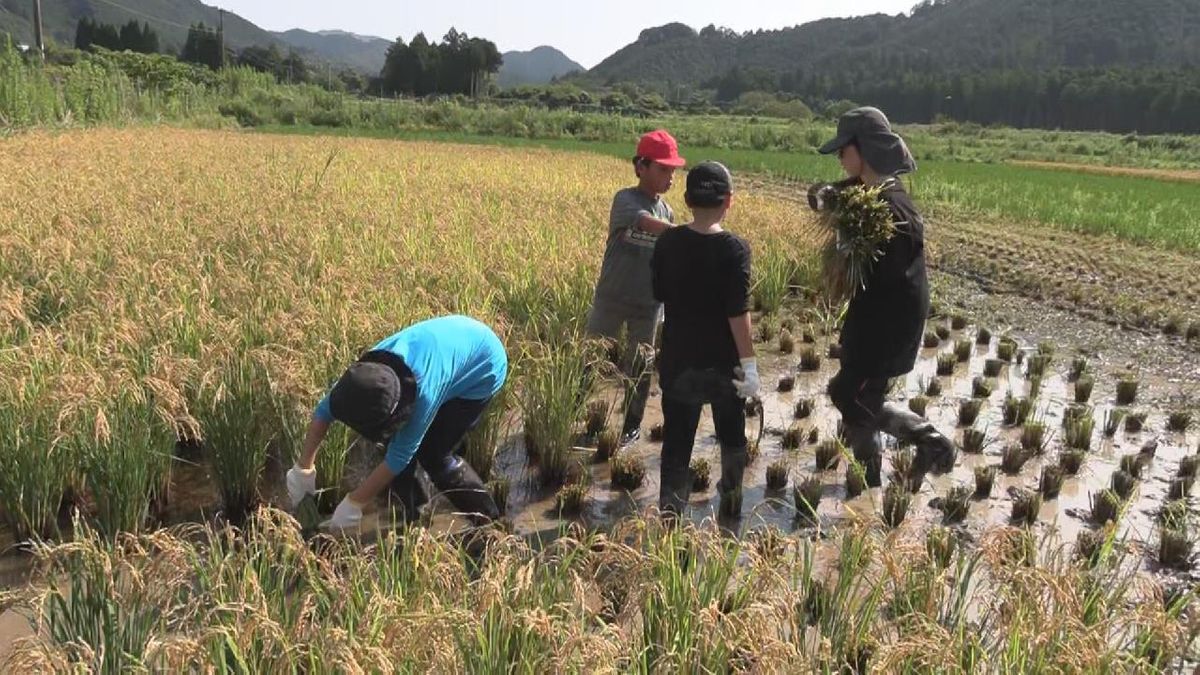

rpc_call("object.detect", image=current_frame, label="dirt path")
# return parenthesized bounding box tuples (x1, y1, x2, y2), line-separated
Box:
(1010, 160, 1200, 184)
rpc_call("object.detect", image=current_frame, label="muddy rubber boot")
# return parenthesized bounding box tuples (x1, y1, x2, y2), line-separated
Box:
(389, 466, 430, 524)
(911, 429, 957, 480)
(716, 445, 748, 496)
(879, 403, 957, 478)
(844, 424, 883, 488)
(429, 457, 500, 524)
(716, 445, 748, 518)
(658, 466, 691, 523)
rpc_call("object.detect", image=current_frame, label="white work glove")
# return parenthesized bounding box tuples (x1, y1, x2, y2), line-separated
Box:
(286, 463, 317, 509)
(732, 358, 760, 399)
(322, 496, 365, 531)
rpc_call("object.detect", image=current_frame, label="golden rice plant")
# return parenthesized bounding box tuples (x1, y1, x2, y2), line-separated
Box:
(939, 485, 972, 524)
(195, 352, 282, 524)
(1010, 489, 1042, 526)
(690, 457, 711, 491)
(793, 475, 823, 521)
(974, 465, 997, 498)
(844, 458, 867, 498)
(1167, 476, 1194, 501)
(818, 183, 895, 302)
(0, 505, 1185, 671)
(794, 397, 815, 419)
(0, 364, 74, 541)
(753, 245, 804, 315)
(907, 395, 929, 417)
(766, 461, 790, 490)
(880, 483, 912, 528)
(1116, 374, 1140, 405)
(520, 339, 599, 487)
(610, 450, 646, 491)
(77, 389, 176, 539)
(555, 482, 588, 517)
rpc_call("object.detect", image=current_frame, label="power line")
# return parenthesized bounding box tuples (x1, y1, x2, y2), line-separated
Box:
(88, 0, 222, 35)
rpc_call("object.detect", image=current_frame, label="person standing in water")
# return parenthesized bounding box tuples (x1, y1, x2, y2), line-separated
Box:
(809, 107, 956, 487)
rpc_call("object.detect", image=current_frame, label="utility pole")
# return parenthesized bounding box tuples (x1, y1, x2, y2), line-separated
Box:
(217, 8, 226, 68)
(31, 0, 45, 59)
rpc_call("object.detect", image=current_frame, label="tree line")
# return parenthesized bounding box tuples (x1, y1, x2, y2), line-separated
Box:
(377, 29, 502, 97)
(703, 64, 1200, 134)
(780, 67, 1200, 135)
(74, 18, 159, 54)
(578, 0, 1200, 133)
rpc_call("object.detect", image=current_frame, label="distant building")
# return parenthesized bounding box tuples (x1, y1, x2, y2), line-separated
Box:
(17, 44, 31, 53)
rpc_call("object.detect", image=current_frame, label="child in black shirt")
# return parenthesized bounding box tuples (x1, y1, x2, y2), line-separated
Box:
(651, 162, 758, 518)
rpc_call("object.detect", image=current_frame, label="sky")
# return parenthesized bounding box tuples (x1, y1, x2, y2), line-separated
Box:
(213, 0, 917, 68)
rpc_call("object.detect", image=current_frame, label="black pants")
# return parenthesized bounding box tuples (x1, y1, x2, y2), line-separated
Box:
(658, 368, 748, 515)
(390, 397, 499, 523)
(828, 367, 943, 485)
(827, 369, 890, 426)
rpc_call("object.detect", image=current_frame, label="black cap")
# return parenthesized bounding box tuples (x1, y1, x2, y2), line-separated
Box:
(818, 106, 917, 176)
(328, 361, 402, 440)
(685, 161, 734, 208)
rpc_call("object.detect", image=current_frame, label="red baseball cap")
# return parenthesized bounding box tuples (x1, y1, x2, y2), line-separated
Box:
(636, 130, 686, 167)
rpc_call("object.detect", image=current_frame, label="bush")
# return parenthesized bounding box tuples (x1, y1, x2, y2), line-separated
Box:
(218, 99, 264, 127)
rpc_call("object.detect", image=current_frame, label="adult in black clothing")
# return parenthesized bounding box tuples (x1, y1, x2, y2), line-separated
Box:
(808, 107, 956, 487)
(651, 162, 758, 518)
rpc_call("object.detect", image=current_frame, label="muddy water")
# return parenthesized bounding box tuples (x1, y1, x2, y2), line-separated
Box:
(0, 528, 33, 663)
(472, 329, 1196, 555)
(374, 319, 1195, 557)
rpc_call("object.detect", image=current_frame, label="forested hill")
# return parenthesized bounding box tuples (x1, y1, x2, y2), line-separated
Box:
(577, 0, 1200, 133)
(0, 0, 280, 54)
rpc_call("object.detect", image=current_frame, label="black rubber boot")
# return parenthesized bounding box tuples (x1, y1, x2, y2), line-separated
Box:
(879, 404, 957, 479)
(389, 466, 430, 523)
(844, 424, 883, 488)
(716, 445, 748, 496)
(658, 465, 691, 521)
(716, 445, 748, 518)
(428, 458, 500, 524)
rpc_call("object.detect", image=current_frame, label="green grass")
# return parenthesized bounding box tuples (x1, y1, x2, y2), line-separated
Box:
(916, 161, 1200, 250)
(259, 123, 1200, 252)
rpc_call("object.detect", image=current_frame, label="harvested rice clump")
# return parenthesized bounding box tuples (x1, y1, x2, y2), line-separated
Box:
(819, 182, 896, 302)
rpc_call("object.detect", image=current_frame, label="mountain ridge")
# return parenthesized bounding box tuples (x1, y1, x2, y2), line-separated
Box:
(497, 45, 584, 88)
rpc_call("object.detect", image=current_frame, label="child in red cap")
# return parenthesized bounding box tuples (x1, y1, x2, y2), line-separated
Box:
(586, 130, 686, 447)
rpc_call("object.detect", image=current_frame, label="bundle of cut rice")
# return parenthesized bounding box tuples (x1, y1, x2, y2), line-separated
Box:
(818, 182, 896, 302)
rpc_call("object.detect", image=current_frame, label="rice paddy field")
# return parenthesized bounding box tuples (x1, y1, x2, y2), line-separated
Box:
(1, 127, 1198, 672)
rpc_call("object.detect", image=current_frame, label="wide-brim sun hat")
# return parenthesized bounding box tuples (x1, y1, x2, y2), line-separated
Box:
(819, 106, 917, 176)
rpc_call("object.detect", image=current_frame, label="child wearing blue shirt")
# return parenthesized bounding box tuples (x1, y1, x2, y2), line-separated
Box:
(287, 315, 507, 529)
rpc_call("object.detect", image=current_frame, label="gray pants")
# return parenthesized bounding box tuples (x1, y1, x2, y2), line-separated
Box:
(586, 298, 659, 436)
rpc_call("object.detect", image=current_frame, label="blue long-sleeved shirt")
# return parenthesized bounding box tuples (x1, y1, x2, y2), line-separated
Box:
(314, 316, 507, 473)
